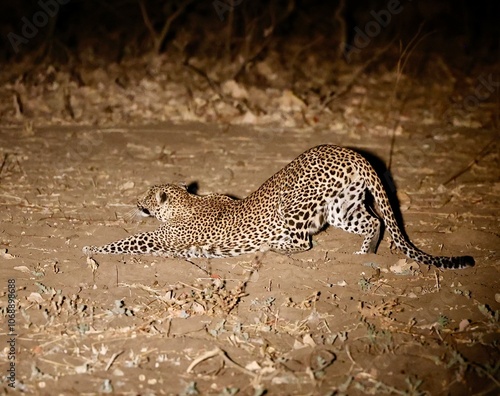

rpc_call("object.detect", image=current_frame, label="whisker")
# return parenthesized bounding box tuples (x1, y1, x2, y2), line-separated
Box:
(124, 207, 141, 221)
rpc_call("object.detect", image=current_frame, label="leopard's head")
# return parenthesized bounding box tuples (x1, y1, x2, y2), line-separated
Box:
(137, 184, 188, 222)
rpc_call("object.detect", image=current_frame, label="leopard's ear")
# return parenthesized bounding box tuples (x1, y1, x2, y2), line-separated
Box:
(177, 182, 188, 190)
(156, 190, 168, 205)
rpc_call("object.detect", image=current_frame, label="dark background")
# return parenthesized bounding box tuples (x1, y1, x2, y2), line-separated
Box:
(2, 0, 498, 69)
(1, 0, 498, 127)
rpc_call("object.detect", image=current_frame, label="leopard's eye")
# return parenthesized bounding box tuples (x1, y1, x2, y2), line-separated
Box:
(140, 207, 151, 216)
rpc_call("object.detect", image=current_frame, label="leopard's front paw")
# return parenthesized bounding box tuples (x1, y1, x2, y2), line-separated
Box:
(82, 246, 96, 257)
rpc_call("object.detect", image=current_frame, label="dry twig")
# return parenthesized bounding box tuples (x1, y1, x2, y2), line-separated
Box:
(186, 347, 256, 377)
(139, 0, 195, 54)
(443, 137, 497, 185)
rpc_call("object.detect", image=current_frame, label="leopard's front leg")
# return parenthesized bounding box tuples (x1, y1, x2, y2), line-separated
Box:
(83, 229, 171, 257)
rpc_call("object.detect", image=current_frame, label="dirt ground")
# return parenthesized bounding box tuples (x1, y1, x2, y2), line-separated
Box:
(0, 116, 498, 395)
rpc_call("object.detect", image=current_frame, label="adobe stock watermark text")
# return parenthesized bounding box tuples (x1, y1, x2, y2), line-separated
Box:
(6, 279, 17, 389)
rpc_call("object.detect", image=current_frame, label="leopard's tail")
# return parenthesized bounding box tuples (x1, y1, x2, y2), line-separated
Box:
(360, 161, 475, 269)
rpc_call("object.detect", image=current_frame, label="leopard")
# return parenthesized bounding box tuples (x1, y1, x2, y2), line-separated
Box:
(82, 144, 475, 269)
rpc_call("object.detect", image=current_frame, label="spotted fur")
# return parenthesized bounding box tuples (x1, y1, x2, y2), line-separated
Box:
(83, 145, 475, 269)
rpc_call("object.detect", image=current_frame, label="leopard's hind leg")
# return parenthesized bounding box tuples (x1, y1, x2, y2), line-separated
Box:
(326, 180, 381, 254)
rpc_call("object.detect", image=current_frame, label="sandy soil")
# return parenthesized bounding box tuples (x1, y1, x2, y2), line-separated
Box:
(0, 121, 499, 395)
